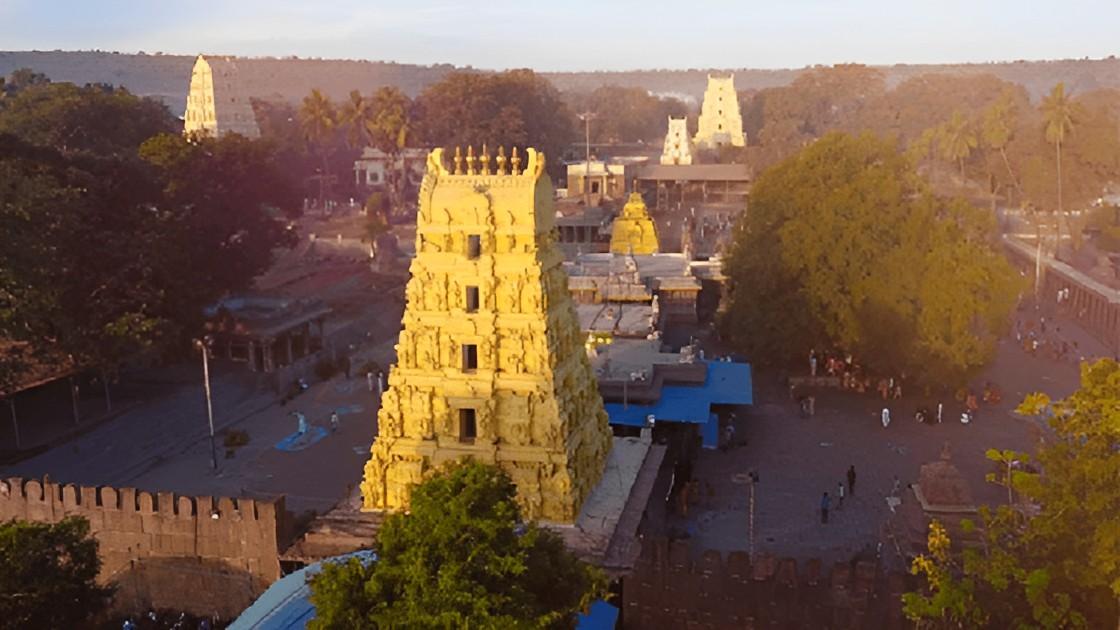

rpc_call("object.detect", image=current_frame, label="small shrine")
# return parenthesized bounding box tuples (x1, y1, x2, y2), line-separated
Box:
(609, 193, 660, 255)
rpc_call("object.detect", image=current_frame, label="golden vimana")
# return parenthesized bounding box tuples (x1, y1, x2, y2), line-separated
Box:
(360, 145, 614, 522)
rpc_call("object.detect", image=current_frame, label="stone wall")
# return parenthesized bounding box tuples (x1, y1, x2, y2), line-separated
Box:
(622, 538, 910, 629)
(0, 477, 286, 618)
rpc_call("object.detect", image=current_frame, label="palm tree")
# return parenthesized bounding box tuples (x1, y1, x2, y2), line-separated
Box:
(981, 92, 1021, 207)
(364, 87, 413, 217)
(938, 110, 977, 182)
(1041, 83, 1081, 258)
(339, 90, 373, 150)
(299, 88, 337, 207)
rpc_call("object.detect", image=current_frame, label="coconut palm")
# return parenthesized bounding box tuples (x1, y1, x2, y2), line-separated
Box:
(364, 87, 413, 216)
(1041, 83, 1080, 214)
(938, 110, 977, 181)
(299, 88, 337, 206)
(1041, 83, 1082, 257)
(980, 91, 1021, 206)
(339, 89, 374, 150)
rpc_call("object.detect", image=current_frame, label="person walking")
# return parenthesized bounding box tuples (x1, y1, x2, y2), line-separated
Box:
(881, 407, 891, 428)
(892, 475, 902, 497)
(847, 465, 857, 495)
(377, 371, 385, 397)
(820, 492, 831, 524)
(809, 349, 818, 377)
(837, 481, 845, 508)
(330, 410, 340, 433)
(366, 371, 375, 393)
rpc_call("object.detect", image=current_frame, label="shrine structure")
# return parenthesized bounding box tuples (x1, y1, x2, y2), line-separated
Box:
(360, 146, 613, 522)
(659, 116, 694, 165)
(693, 74, 745, 150)
(609, 193, 660, 255)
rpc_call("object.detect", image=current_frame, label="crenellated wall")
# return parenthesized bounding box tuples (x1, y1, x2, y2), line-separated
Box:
(0, 477, 285, 618)
(622, 538, 910, 629)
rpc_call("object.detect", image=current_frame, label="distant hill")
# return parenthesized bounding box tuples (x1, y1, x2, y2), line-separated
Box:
(3, 51, 1119, 115)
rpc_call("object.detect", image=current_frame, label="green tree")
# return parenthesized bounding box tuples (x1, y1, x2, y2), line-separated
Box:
(416, 70, 575, 178)
(937, 110, 978, 181)
(364, 86, 414, 215)
(720, 132, 1019, 382)
(0, 81, 175, 157)
(905, 359, 1120, 627)
(1041, 83, 1079, 215)
(299, 88, 338, 206)
(309, 461, 605, 629)
(565, 85, 688, 144)
(0, 516, 113, 627)
(980, 90, 1022, 206)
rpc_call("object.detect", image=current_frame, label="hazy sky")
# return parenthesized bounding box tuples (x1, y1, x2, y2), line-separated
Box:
(1, 0, 1117, 71)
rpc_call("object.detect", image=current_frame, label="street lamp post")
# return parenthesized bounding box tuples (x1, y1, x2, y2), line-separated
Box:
(577, 111, 597, 209)
(194, 337, 218, 471)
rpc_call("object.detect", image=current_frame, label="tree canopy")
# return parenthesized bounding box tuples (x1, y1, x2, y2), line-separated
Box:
(720, 132, 1020, 382)
(0, 516, 113, 627)
(564, 85, 689, 144)
(0, 83, 298, 388)
(415, 70, 575, 176)
(309, 461, 605, 629)
(904, 359, 1120, 627)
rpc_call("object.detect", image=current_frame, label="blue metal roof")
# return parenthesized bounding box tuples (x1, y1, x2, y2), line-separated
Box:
(605, 361, 752, 426)
(604, 361, 752, 448)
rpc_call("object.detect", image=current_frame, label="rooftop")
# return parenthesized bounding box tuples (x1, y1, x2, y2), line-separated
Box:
(636, 163, 751, 182)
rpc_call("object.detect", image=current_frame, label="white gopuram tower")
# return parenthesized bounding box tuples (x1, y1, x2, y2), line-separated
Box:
(659, 116, 694, 165)
(693, 74, 745, 150)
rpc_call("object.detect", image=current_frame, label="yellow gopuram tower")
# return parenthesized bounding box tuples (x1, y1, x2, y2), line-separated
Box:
(609, 193, 660, 255)
(361, 146, 613, 522)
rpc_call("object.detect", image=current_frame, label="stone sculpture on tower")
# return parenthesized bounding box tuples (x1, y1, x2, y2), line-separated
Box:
(694, 74, 746, 150)
(660, 116, 694, 165)
(360, 145, 614, 522)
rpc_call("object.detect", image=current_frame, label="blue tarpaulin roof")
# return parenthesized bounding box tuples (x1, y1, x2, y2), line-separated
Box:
(604, 361, 752, 448)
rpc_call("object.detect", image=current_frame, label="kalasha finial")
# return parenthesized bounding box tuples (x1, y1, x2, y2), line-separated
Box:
(496, 146, 508, 175)
(466, 145, 477, 175)
(511, 147, 521, 175)
(480, 143, 491, 175)
(453, 146, 463, 175)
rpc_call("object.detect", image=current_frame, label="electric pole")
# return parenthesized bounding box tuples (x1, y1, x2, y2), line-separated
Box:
(577, 111, 597, 208)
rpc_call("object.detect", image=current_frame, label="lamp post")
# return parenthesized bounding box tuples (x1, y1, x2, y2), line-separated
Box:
(194, 337, 218, 471)
(577, 111, 597, 208)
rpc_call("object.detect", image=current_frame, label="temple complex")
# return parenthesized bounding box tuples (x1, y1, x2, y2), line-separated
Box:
(609, 193, 660, 255)
(659, 116, 694, 165)
(183, 55, 260, 138)
(360, 146, 614, 522)
(693, 74, 745, 150)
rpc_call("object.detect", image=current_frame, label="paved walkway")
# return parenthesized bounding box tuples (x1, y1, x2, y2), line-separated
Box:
(670, 302, 1107, 569)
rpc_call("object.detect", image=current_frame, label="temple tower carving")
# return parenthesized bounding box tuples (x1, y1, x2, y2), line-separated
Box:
(360, 146, 613, 522)
(183, 55, 260, 139)
(693, 74, 745, 150)
(660, 116, 694, 165)
(610, 192, 660, 255)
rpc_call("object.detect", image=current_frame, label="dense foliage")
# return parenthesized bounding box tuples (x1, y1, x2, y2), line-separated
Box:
(309, 461, 605, 629)
(0, 516, 113, 627)
(904, 359, 1120, 627)
(0, 70, 299, 388)
(721, 132, 1021, 383)
(563, 85, 689, 144)
(414, 70, 576, 176)
(742, 65, 1120, 212)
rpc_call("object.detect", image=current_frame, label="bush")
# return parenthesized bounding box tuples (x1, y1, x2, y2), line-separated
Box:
(1096, 225, 1120, 252)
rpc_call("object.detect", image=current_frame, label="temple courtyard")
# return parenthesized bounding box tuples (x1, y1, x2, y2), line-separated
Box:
(654, 299, 1102, 570)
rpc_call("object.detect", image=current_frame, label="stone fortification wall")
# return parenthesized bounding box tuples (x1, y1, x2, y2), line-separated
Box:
(0, 477, 285, 618)
(623, 538, 910, 629)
